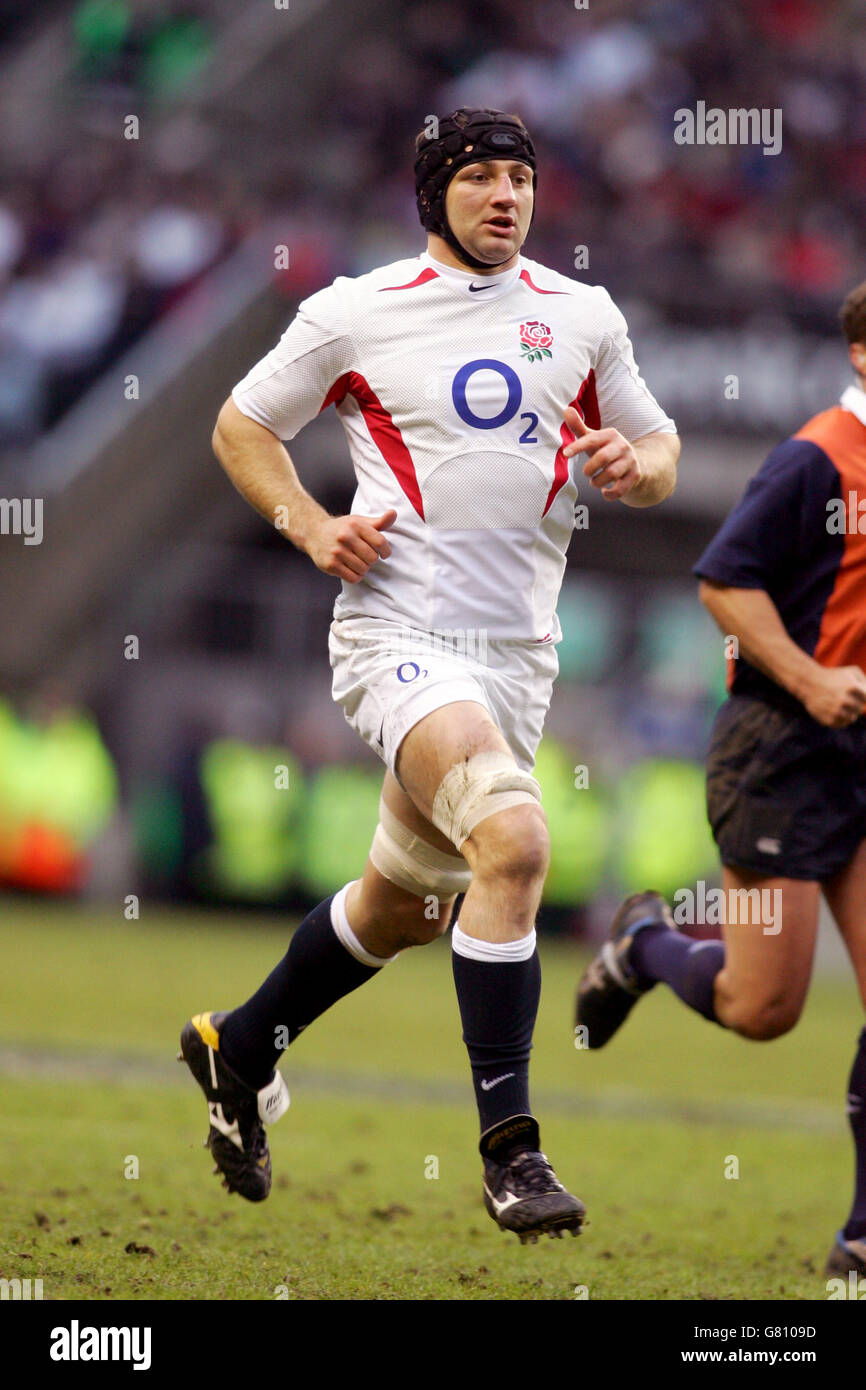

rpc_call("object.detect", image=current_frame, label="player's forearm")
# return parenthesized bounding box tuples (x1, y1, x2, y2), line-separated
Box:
(212, 397, 329, 551)
(622, 432, 680, 507)
(697, 581, 820, 701)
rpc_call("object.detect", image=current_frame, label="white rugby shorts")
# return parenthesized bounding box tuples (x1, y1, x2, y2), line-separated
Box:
(329, 615, 559, 776)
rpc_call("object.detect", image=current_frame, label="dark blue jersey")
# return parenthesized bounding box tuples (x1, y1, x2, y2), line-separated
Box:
(694, 401, 866, 705)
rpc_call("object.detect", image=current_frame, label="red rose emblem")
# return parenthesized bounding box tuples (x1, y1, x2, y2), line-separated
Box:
(519, 320, 553, 361)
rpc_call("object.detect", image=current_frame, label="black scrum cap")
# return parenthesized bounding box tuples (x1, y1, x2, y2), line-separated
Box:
(414, 108, 536, 268)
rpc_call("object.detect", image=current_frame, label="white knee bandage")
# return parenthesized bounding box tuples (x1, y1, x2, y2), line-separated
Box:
(369, 799, 472, 899)
(431, 751, 542, 850)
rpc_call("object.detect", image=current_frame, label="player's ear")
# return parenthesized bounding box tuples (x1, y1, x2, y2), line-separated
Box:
(849, 342, 866, 373)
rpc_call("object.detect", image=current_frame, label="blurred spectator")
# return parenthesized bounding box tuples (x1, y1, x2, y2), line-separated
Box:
(0, 695, 118, 894)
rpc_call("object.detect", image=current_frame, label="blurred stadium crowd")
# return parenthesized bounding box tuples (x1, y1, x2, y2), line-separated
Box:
(0, 1, 238, 445)
(1, 0, 863, 921)
(1, 0, 863, 449)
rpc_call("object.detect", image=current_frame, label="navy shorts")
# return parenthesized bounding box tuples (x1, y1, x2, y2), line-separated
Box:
(705, 694, 866, 881)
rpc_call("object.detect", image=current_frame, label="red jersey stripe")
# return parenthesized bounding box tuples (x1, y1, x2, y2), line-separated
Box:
(320, 375, 350, 411)
(378, 267, 439, 292)
(544, 393, 581, 517)
(577, 368, 601, 430)
(542, 374, 599, 517)
(520, 268, 568, 295)
(319, 371, 424, 519)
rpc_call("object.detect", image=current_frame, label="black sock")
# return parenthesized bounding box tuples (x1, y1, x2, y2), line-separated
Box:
(629, 927, 724, 1022)
(843, 1026, 866, 1241)
(451, 924, 541, 1140)
(219, 890, 383, 1088)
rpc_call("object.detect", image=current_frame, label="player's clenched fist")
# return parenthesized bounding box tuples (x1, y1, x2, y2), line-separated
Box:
(306, 509, 397, 583)
(801, 664, 866, 728)
(562, 406, 642, 501)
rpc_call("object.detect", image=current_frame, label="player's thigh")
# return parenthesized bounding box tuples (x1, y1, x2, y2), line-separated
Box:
(716, 866, 820, 1034)
(395, 700, 511, 815)
(823, 839, 866, 1010)
(394, 700, 548, 869)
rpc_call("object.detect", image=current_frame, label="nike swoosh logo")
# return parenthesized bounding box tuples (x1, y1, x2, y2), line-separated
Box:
(484, 1185, 523, 1215)
(469, 282, 495, 292)
(480, 1073, 515, 1091)
(208, 1102, 243, 1149)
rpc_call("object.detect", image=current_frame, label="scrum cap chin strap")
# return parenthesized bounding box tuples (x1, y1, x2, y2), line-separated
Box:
(414, 108, 536, 271)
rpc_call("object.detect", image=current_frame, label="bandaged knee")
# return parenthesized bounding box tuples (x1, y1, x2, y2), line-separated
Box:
(370, 798, 472, 898)
(431, 751, 542, 850)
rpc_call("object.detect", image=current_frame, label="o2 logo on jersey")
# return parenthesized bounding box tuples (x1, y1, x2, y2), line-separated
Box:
(396, 662, 428, 683)
(451, 359, 538, 443)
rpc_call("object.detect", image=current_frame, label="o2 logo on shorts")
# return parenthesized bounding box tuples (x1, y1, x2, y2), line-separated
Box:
(451, 359, 538, 442)
(396, 662, 428, 683)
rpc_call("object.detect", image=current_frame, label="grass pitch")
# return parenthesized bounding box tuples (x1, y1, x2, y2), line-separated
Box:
(0, 900, 861, 1301)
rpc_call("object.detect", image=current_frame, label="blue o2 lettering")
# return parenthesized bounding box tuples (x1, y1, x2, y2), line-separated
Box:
(397, 662, 427, 683)
(519, 411, 539, 444)
(452, 359, 522, 430)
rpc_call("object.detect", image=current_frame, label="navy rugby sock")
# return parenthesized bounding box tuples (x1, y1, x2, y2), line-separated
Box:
(451, 923, 541, 1141)
(842, 1027, 866, 1242)
(630, 927, 724, 1022)
(219, 885, 391, 1089)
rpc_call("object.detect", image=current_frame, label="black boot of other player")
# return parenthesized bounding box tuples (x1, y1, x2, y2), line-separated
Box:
(575, 891, 674, 1050)
(826, 1231, 866, 1278)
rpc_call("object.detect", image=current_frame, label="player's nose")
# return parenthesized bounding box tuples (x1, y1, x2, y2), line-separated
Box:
(490, 175, 518, 205)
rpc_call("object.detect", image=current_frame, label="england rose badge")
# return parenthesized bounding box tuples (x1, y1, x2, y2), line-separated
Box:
(519, 321, 553, 362)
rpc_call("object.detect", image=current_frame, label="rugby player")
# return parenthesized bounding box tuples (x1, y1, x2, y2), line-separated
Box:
(180, 108, 679, 1243)
(576, 281, 866, 1275)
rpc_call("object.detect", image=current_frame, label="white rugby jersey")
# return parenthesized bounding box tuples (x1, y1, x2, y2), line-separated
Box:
(232, 250, 676, 641)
